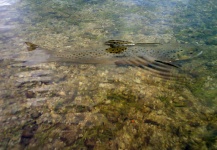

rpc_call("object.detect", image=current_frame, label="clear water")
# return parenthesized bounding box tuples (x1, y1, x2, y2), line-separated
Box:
(0, 0, 217, 149)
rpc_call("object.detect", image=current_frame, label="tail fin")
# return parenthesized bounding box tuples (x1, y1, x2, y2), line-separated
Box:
(25, 42, 39, 51)
(13, 42, 53, 66)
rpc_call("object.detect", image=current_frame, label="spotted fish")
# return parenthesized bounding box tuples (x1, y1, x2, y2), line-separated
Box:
(22, 40, 202, 78)
(23, 41, 160, 65)
(105, 40, 202, 61)
(25, 40, 202, 63)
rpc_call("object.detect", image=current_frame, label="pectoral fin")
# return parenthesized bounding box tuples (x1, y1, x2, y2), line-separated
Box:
(155, 60, 181, 68)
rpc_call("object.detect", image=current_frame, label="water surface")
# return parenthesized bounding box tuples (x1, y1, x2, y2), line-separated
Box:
(0, 0, 217, 149)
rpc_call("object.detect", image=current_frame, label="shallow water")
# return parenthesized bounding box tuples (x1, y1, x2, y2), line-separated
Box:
(0, 0, 217, 149)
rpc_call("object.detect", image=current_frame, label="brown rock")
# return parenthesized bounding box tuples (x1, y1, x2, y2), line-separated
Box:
(25, 91, 36, 98)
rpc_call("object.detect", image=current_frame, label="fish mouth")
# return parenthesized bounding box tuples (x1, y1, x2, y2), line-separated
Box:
(194, 51, 203, 57)
(178, 50, 203, 61)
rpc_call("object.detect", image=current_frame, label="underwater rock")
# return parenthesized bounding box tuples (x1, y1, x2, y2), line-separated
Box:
(84, 138, 96, 149)
(21, 129, 34, 138)
(31, 111, 42, 119)
(25, 91, 36, 98)
(20, 121, 38, 146)
(205, 39, 217, 45)
(59, 125, 80, 146)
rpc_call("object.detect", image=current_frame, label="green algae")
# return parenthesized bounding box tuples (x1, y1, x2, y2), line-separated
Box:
(105, 90, 145, 114)
(54, 101, 64, 112)
(187, 77, 217, 107)
(157, 94, 189, 108)
(173, 102, 188, 107)
(33, 123, 62, 147)
(69, 89, 144, 149)
(157, 95, 170, 105)
(106, 90, 137, 102)
(72, 125, 114, 149)
(202, 130, 217, 148)
(98, 90, 141, 124)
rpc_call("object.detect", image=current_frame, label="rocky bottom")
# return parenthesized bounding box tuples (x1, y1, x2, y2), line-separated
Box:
(0, 59, 217, 150)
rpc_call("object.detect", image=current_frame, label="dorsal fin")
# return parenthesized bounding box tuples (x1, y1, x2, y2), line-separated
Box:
(104, 40, 161, 48)
(155, 60, 181, 68)
(25, 42, 39, 51)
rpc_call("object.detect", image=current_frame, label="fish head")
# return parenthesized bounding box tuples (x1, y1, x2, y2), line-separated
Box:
(174, 45, 203, 61)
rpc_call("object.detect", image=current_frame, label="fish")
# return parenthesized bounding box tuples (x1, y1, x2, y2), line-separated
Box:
(24, 40, 202, 63)
(22, 40, 202, 79)
(23, 41, 158, 65)
(104, 40, 202, 62)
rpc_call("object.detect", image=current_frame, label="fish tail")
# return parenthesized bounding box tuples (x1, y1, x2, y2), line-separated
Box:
(16, 42, 56, 66)
(25, 42, 39, 51)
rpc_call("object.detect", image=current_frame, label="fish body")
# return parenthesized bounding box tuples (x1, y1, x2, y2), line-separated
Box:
(124, 43, 203, 62)
(24, 41, 202, 66)
(20, 41, 203, 79)
(104, 40, 202, 62)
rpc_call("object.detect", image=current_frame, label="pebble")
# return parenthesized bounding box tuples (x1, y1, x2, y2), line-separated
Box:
(105, 100, 111, 104)
(134, 78, 141, 84)
(25, 91, 36, 98)
(21, 130, 34, 138)
(178, 96, 184, 101)
(31, 111, 42, 119)
(58, 91, 66, 96)
(157, 110, 163, 115)
(11, 116, 17, 120)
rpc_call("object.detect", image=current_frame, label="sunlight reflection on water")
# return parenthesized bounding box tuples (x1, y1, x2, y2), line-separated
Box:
(0, 0, 19, 6)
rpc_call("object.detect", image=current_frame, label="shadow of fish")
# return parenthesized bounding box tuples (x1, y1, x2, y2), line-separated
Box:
(22, 40, 202, 79)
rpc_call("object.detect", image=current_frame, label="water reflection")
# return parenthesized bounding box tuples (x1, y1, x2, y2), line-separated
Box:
(0, 0, 20, 7)
(0, 0, 12, 6)
(0, 0, 217, 149)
